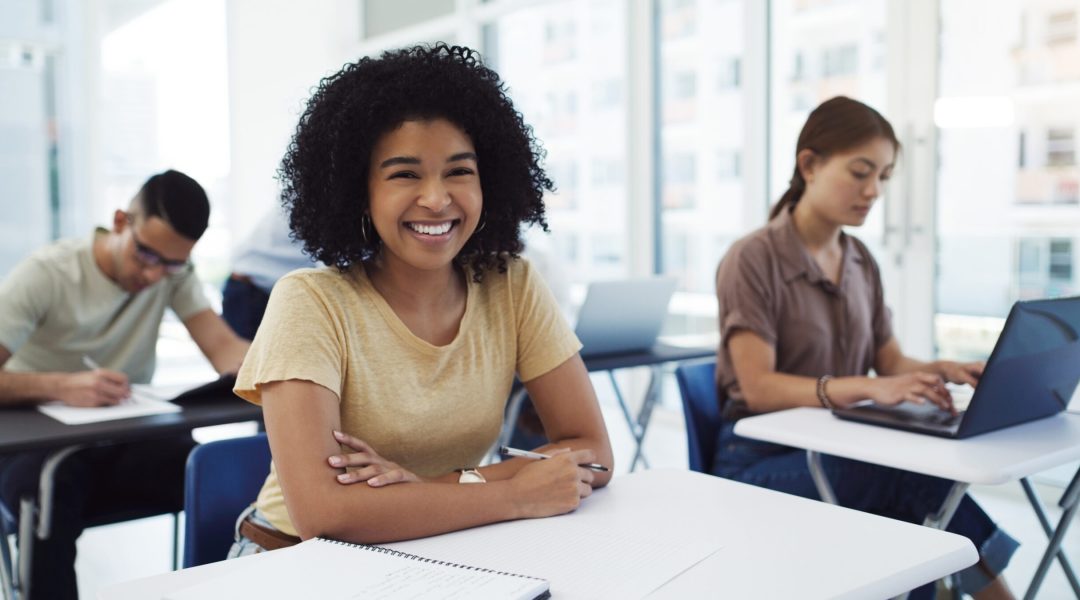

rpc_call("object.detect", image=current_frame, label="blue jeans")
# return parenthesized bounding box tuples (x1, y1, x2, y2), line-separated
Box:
(712, 422, 1018, 598)
(226, 505, 271, 559)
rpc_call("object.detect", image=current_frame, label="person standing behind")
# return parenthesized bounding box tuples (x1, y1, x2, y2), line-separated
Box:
(713, 97, 1017, 600)
(223, 206, 319, 340)
(0, 169, 250, 599)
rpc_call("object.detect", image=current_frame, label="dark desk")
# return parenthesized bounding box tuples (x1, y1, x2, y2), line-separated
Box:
(0, 393, 262, 600)
(498, 342, 715, 471)
(0, 395, 262, 455)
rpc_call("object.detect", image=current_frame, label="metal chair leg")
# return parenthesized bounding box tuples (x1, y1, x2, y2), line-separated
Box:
(0, 514, 16, 600)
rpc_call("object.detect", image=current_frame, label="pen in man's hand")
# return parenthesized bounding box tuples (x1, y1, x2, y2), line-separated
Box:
(82, 355, 101, 370)
(499, 445, 610, 472)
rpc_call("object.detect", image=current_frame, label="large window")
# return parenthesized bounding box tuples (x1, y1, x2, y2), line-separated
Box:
(0, 1, 59, 276)
(936, 0, 1080, 360)
(484, 0, 630, 289)
(18, 0, 1079, 363)
(657, 0, 750, 335)
(100, 0, 231, 283)
(769, 0, 888, 254)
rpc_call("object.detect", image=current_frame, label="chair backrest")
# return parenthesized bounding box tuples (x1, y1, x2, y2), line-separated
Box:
(183, 433, 271, 568)
(675, 359, 722, 473)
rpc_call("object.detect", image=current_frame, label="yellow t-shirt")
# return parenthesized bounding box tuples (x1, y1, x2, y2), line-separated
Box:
(234, 257, 581, 536)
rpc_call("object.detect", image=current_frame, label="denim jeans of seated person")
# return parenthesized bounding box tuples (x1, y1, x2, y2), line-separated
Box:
(712, 422, 1019, 600)
(227, 505, 271, 558)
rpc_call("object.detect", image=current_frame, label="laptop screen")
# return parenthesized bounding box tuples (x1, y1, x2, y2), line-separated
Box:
(574, 277, 677, 357)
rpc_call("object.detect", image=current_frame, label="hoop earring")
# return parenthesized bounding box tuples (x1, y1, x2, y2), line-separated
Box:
(360, 213, 371, 245)
(475, 218, 486, 234)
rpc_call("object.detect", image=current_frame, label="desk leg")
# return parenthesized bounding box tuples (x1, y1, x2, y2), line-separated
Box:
(13, 444, 85, 600)
(1023, 468, 1080, 600)
(608, 371, 651, 471)
(922, 481, 969, 531)
(36, 446, 84, 540)
(806, 456, 971, 600)
(15, 498, 31, 600)
(628, 367, 663, 472)
(805, 451, 838, 505)
(0, 507, 15, 600)
(917, 482, 969, 600)
(492, 388, 530, 464)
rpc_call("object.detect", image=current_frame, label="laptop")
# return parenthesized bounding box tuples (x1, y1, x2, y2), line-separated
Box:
(574, 277, 678, 357)
(834, 296, 1080, 439)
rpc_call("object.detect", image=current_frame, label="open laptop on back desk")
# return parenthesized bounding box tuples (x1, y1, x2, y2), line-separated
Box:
(835, 296, 1080, 439)
(574, 277, 678, 357)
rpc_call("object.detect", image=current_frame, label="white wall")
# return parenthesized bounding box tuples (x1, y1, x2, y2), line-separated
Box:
(224, 0, 360, 241)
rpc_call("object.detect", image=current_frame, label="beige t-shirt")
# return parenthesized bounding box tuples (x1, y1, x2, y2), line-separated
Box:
(0, 230, 211, 383)
(235, 257, 581, 536)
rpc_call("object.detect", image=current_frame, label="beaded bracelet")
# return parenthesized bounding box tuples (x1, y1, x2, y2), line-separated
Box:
(816, 375, 835, 409)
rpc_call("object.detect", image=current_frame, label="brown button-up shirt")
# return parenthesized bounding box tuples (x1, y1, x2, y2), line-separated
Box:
(715, 208, 893, 422)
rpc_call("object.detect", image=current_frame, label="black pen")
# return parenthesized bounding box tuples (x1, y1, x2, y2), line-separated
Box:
(499, 445, 610, 472)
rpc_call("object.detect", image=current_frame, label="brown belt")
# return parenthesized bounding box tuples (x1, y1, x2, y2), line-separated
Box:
(229, 272, 254, 284)
(239, 517, 301, 551)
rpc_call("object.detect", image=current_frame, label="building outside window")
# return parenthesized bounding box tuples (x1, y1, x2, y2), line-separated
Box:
(937, 0, 1080, 359)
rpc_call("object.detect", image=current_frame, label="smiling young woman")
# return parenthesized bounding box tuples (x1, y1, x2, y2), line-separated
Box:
(713, 97, 1018, 600)
(226, 43, 613, 555)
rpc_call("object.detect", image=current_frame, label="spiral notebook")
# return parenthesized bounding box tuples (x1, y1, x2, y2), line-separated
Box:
(164, 537, 549, 600)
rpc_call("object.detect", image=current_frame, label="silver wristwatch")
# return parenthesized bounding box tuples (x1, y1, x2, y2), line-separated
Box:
(457, 468, 486, 484)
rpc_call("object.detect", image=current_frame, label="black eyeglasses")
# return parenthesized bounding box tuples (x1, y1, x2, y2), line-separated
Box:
(126, 214, 190, 274)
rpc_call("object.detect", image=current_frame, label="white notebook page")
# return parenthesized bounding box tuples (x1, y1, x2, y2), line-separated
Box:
(165, 538, 548, 600)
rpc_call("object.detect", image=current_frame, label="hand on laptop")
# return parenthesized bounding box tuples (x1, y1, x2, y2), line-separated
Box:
(933, 360, 985, 388)
(867, 372, 955, 414)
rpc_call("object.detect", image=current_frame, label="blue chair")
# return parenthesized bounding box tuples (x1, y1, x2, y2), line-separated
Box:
(674, 359, 722, 474)
(183, 433, 271, 568)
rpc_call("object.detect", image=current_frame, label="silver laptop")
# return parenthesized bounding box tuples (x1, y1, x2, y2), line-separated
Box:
(574, 277, 678, 357)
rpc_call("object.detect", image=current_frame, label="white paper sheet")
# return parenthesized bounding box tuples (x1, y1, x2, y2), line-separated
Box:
(36, 387, 182, 425)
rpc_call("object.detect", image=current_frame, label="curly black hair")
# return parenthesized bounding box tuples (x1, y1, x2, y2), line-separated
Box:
(279, 43, 554, 280)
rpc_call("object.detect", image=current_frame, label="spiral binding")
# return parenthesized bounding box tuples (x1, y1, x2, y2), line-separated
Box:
(317, 537, 545, 582)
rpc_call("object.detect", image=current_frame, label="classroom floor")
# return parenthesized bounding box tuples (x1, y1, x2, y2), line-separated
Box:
(70, 368, 1080, 599)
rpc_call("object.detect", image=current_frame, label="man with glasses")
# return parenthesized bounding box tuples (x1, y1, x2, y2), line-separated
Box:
(0, 169, 249, 599)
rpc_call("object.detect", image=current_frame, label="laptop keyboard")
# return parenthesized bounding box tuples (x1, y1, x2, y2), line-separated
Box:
(850, 401, 964, 429)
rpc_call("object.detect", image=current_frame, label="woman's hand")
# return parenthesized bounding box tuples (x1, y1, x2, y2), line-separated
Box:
(328, 430, 423, 487)
(507, 448, 596, 519)
(867, 372, 955, 413)
(935, 360, 984, 387)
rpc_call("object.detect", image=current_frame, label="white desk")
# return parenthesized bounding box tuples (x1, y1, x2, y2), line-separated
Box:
(735, 408, 1080, 599)
(99, 469, 976, 600)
